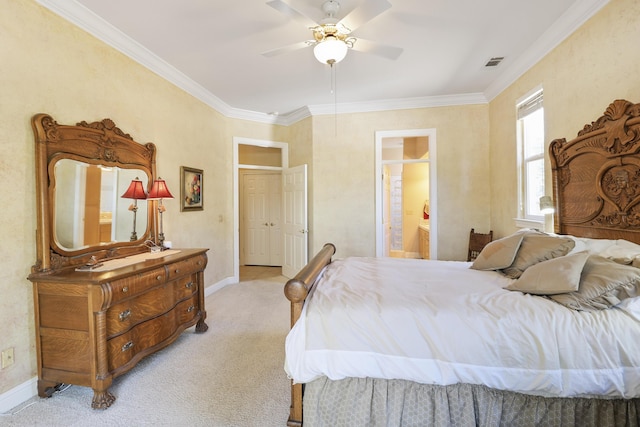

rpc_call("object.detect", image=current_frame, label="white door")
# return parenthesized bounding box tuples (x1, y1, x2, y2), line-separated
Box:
(382, 165, 391, 256)
(282, 165, 308, 278)
(243, 173, 283, 266)
(268, 174, 282, 264)
(243, 174, 269, 265)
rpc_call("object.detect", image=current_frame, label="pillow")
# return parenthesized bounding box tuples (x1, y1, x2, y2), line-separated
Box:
(615, 239, 640, 250)
(505, 251, 589, 295)
(470, 232, 525, 270)
(566, 236, 616, 255)
(599, 244, 640, 265)
(501, 231, 575, 279)
(550, 255, 640, 311)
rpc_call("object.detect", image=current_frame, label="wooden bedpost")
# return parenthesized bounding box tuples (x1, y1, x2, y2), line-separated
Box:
(284, 243, 336, 427)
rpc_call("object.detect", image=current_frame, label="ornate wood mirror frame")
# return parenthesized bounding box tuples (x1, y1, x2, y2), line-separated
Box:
(31, 114, 157, 273)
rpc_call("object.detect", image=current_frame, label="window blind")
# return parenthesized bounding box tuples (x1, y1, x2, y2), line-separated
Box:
(517, 91, 543, 119)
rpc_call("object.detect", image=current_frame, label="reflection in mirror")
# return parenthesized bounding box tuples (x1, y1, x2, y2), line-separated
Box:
(54, 159, 148, 251)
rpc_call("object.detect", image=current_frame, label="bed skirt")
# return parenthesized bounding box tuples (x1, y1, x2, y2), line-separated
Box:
(303, 377, 640, 426)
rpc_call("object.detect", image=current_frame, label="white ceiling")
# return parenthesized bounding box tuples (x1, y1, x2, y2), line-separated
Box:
(38, 0, 608, 124)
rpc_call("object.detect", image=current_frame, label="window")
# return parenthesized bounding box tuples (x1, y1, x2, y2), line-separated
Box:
(517, 90, 545, 222)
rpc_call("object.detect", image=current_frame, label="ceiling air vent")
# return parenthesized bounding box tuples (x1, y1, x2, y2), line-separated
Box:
(485, 57, 504, 67)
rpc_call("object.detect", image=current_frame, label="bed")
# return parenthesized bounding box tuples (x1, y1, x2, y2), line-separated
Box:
(283, 99, 640, 426)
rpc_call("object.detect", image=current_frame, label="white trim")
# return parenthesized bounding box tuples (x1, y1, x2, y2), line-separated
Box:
(204, 276, 237, 297)
(375, 129, 437, 259)
(0, 378, 37, 414)
(307, 93, 488, 116)
(514, 218, 544, 230)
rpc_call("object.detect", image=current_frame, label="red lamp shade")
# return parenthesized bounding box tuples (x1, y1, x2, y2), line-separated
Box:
(121, 178, 148, 200)
(147, 178, 174, 200)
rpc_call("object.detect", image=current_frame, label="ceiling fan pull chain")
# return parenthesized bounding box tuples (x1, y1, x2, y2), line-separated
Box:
(333, 64, 338, 136)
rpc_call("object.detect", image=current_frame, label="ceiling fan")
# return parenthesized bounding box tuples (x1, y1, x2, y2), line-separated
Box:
(263, 0, 403, 65)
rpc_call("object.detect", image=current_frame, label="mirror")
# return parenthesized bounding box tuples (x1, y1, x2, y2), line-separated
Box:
(32, 114, 157, 272)
(54, 159, 149, 251)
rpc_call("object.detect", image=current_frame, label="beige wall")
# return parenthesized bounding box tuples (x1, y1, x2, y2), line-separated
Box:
(489, 0, 640, 238)
(310, 105, 490, 259)
(1, 0, 637, 404)
(0, 0, 286, 398)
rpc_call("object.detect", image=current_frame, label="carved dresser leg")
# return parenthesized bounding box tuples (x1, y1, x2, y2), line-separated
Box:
(195, 311, 208, 333)
(91, 389, 116, 409)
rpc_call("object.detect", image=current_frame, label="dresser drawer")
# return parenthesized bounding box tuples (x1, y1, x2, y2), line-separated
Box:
(166, 254, 207, 280)
(174, 274, 198, 300)
(106, 280, 199, 338)
(108, 267, 167, 303)
(107, 294, 200, 372)
(106, 284, 173, 338)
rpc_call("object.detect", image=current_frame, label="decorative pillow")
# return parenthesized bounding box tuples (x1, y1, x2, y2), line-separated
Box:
(505, 251, 589, 295)
(470, 232, 525, 271)
(501, 232, 575, 279)
(550, 255, 640, 311)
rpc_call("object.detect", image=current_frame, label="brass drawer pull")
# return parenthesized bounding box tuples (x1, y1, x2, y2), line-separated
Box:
(121, 341, 134, 352)
(174, 268, 180, 274)
(197, 260, 202, 265)
(156, 275, 162, 281)
(122, 286, 129, 293)
(185, 281, 194, 289)
(187, 305, 195, 313)
(119, 309, 131, 322)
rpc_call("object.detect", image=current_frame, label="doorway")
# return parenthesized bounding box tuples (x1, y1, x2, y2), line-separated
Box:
(233, 138, 289, 282)
(375, 129, 437, 259)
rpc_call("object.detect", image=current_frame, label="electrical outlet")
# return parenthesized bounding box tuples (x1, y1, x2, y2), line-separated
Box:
(1, 348, 15, 368)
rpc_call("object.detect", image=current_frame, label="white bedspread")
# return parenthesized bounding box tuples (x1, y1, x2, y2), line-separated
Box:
(285, 257, 640, 398)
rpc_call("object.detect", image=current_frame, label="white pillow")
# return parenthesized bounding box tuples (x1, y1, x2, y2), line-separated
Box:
(505, 251, 589, 295)
(600, 244, 640, 265)
(571, 237, 617, 255)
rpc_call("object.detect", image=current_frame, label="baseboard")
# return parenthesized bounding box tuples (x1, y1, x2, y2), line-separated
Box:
(205, 276, 236, 297)
(0, 377, 37, 414)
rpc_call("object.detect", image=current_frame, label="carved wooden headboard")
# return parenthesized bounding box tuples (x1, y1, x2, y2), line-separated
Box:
(550, 99, 640, 244)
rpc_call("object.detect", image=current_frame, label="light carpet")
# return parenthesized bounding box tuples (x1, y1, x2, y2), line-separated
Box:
(1, 276, 291, 426)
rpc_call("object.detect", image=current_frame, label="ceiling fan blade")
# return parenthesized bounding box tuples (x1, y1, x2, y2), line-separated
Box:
(339, 0, 391, 33)
(351, 38, 403, 60)
(266, 0, 318, 29)
(261, 40, 313, 58)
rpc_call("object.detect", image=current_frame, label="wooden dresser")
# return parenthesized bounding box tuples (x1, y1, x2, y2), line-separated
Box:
(28, 248, 208, 408)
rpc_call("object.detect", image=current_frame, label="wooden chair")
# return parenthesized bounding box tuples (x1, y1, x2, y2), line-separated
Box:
(468, 228, 493, 261)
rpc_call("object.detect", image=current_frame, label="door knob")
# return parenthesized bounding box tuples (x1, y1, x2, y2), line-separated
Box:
(264, 222, 269, 226)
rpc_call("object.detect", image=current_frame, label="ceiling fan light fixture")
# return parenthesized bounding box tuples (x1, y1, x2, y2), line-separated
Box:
(314, 35, 348, 65)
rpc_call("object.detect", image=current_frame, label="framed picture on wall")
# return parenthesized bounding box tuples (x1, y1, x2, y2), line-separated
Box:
(180, 166, 203, 211)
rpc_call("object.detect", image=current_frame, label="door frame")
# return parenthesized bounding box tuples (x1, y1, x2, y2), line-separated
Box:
(233, 137, 289, 282)
(374, 129, 438, 258)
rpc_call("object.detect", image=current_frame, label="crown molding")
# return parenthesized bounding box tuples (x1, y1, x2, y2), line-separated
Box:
(307, 93, 488, 117)
(37, 0, 609, 125)
(483, 0, 610, 101)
